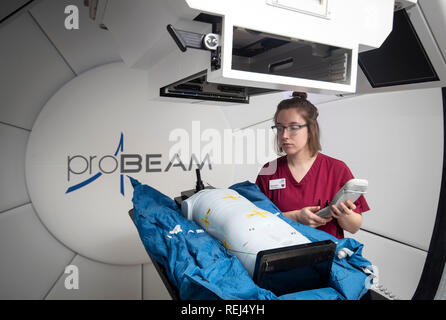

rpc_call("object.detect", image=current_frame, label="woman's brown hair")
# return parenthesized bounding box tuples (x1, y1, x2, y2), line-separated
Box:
(273, 92, 322, 157)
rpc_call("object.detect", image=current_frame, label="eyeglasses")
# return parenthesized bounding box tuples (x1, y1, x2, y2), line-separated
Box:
(271, 124, 308, 135)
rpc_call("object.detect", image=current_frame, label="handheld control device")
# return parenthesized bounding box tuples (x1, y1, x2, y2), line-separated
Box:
(316, 179, 368, 219)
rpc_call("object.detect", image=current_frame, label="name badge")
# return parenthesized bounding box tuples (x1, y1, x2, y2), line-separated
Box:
(269, 178, 286, 190)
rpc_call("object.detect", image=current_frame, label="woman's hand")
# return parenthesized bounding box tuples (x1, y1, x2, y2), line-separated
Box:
(330, 200, 363, 234)
(330, 200, 356, 219)
(283, 206, 332, 228)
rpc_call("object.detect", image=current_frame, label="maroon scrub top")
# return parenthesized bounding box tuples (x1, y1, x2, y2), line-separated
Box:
(255, 153, 370, 239)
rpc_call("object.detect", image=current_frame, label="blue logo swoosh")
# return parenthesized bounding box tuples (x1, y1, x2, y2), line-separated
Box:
(66, 132, 125, 196)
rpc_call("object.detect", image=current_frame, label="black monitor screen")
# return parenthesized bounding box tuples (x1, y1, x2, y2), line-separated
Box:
(253, 240, 336, 296)
(358, 9, 439, 88)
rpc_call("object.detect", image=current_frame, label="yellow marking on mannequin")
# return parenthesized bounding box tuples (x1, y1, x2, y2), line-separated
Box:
(247, 210, 269, 218)
(222, 236, 231, 250)
(201, 208, 211, 229)
(223, 195, 240, 200)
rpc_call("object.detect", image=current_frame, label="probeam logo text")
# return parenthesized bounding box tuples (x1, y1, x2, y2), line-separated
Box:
(66, 133, 212, 196)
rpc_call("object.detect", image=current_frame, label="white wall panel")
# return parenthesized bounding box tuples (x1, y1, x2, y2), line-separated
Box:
(0, 12, 74, 130)
(29, 0, 122, 75)
(346, 229, 427, 300)
(231, 119, 277, 185)
(0, 204, 75, 299)
(45, 255, 142, 300)
(143, 263, 172, 300)
(419, 0, 446, 65)
(318, 88, 443, 251)
(0, 0, 30, 21)
(0, 123, 29, 212)
(435, 264, 446, 300)
(221, 92, 283, 130)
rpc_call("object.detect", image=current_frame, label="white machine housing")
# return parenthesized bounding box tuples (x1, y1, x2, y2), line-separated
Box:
(181, 188, 310, 276)
(94, 0, 397, 99)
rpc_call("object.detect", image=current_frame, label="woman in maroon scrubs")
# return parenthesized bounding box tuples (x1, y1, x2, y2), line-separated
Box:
(255, 92, 369, 239)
